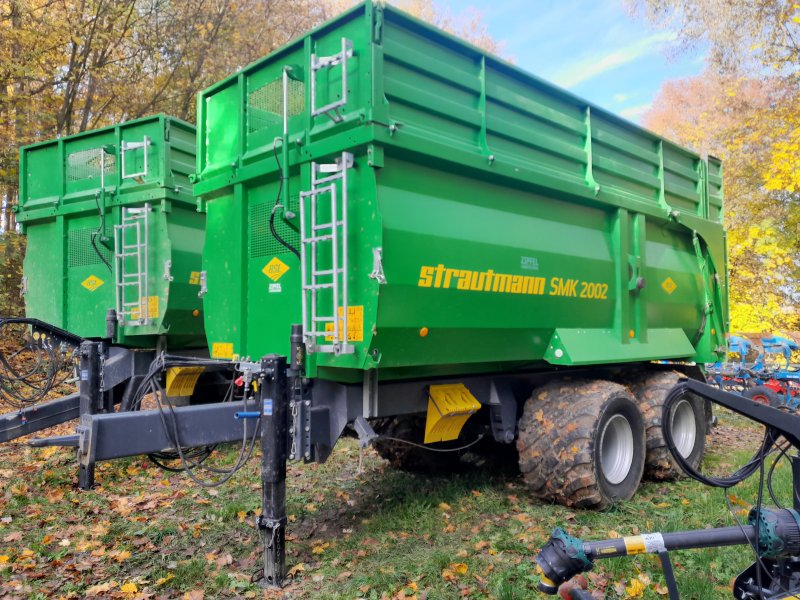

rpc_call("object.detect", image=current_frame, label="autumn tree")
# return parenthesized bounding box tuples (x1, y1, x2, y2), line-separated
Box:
(0, 0, 499, 314)
(0, 231, 24, 316)
(628, 0, 799, 74)
(0, 0, 499, 237)
(631, 0, 800, 335)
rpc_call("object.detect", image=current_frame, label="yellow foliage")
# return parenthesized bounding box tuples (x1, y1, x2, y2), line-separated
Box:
(625, 578, 646, 597)
(645, 74, 799, 335)
(120, 582, 138, 596)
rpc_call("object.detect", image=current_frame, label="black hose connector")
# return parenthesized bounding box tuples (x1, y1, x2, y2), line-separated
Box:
(535, 528, 593, 594)
(749, 508, 800, 558)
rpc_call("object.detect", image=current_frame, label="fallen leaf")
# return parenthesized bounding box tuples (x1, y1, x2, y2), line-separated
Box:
(115, 550, 132, 562)
(625, 578, 646, 597)
(120, 582, 138, 596)
(3, 532, 21, 543)
(85, 581, 118, 596)
(438, 502, 452, 511)
(215, 553, 233, 567)
(45, 489, 64, 503)
(287, 563, 306, 577)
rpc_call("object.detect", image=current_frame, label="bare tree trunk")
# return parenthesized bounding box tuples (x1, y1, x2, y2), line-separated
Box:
(7, 0, 21, 231)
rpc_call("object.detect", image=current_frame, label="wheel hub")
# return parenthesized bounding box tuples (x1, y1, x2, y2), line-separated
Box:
(599, 414, 634, 485)
(670, 398, 697, 458)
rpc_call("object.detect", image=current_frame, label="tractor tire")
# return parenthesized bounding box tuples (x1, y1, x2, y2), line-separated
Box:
(743, 385, 781, 408)
(517, 380, 645, 510)
(626, 371, 706, 481)
(372, 415, 463, 474)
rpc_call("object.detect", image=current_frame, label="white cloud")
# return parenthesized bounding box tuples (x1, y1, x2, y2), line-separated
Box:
(551, 31, 677, 88)
(612, 93, 629, 103)
(618, 103, 652, 121)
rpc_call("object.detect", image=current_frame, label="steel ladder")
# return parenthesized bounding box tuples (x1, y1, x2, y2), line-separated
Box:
(299, 153, 354, 355)
(113, 204, 151, 326)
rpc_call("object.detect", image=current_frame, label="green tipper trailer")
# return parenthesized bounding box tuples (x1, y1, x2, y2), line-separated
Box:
(191, 0, 728, 520)
(195, 3, 726, 374)
(16, 115, 205, 348)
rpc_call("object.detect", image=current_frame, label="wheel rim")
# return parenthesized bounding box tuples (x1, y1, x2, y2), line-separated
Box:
(599, 413, 634, 485)
(751, 393, 770, 405)
(670, 399, 697, 458)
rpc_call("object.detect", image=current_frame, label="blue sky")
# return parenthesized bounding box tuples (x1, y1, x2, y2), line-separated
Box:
(462, 0, 706, 123)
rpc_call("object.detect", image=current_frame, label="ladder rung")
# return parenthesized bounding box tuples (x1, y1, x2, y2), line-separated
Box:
(313, 317, 335, 322)
(119, 282, 140, 287)
(304, 283, 334, 290)
(311, 268, 343, 277)
(312, 221, 343, 231)
(303, 234, 334, 243)
(314, 173, 344, 185)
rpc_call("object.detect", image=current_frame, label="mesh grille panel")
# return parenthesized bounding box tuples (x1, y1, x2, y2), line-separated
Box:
(68, 227, 111, 267)
(67, 148, 116, 181)
(248, 78, 305, 134)
(249, 196, 299, 258)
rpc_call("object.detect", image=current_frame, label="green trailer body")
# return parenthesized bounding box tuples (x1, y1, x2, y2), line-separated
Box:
(194, 1, 727, 381)
(16, 115, 206, 348)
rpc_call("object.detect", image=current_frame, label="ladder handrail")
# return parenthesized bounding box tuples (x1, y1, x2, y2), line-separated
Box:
(299, 152, 354, 355)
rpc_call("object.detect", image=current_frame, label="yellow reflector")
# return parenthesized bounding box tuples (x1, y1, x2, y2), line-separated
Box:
(165, 366, 205, 397)
(424, 383, 481, 444)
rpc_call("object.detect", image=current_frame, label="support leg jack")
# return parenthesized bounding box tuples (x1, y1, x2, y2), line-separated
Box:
(258, 355, 288, 588)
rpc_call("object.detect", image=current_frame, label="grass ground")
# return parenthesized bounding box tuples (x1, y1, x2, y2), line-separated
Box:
(0, 407, 788, 600)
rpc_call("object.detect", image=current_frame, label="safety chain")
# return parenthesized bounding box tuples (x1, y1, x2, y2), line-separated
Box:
(289, 398, 298, 460)
(99, 349, 106, 393)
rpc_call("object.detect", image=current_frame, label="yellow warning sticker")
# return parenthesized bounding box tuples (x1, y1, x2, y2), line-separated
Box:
(324, 305, 364, 342)
(189, 271, 201, 285)
(130, 296, 159, 321)
(623, 536, 646, 555)
(211, 342, 234, 359)
(81, 275, 105, 292)
(661, 277, 677, 295)
(263, 257, 290, 282)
